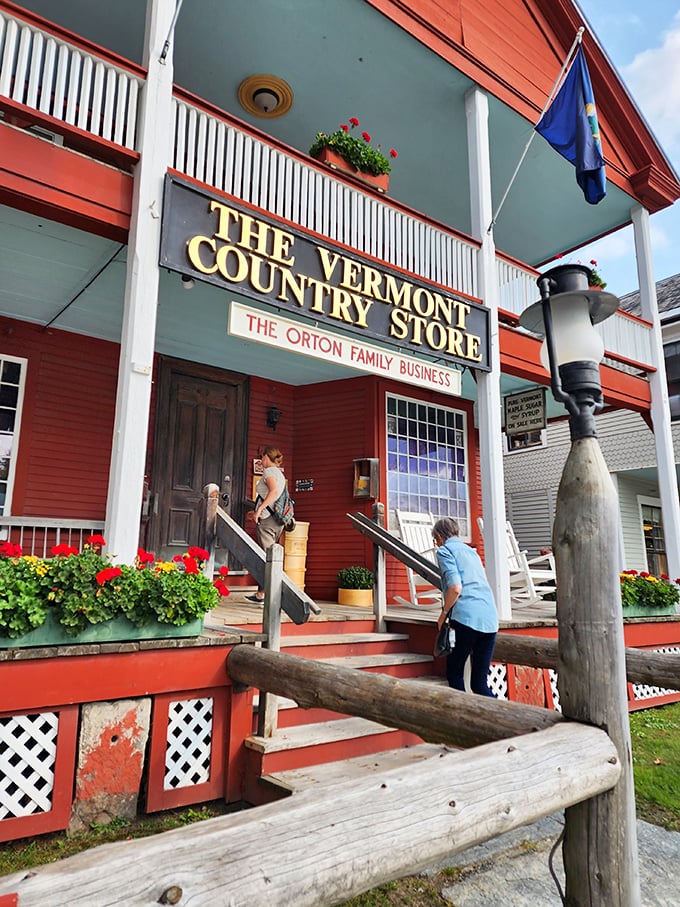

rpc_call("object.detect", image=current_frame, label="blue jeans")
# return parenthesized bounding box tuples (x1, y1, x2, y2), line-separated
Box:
(446, 620, 497, 696)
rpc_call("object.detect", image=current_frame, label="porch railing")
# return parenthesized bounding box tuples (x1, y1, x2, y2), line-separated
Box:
(0, 7, 655, 370)
(0, 516, 104, 556)
(0, 8, 140, 148)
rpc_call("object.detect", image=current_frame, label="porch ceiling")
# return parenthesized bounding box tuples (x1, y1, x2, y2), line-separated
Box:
(16, 0, 649, 266)
(0, 204, 560, 412)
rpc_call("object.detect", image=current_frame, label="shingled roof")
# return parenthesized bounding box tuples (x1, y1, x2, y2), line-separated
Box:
(619, 273, 680, 319)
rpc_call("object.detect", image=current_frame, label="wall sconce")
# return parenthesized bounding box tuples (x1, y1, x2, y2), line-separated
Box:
(266, 406, 282, 431)
(519, 264, 618, 440)
(181, 275, 195, 290)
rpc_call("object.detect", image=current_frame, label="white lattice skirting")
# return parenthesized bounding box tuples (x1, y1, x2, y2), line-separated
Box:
(0, 711, 59, 819)
(164, 697, 214, 791)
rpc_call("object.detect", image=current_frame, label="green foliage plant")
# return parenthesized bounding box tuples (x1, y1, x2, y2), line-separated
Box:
(0, 537, 229, 638)
(620, 569, 679, 611)
(337, 565, 374, 590)
(309, 116, 397, 176)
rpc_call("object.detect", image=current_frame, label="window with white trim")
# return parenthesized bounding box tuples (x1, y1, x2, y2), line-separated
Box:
(386, 393, 470, 538)
(638, 496, 667, 577)
(0, 356, 27, 516)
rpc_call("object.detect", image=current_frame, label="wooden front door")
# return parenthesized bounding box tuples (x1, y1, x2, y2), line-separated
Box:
(148, 358, 248, 563)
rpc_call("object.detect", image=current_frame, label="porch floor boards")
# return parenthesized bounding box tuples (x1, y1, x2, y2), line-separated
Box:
(205, 591, 559, 631)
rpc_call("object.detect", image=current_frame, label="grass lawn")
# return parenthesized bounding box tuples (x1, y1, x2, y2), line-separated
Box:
(1, 702, 679, 904)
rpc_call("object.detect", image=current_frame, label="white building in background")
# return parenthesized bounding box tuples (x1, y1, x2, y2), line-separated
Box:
(504, 273, 680, 577)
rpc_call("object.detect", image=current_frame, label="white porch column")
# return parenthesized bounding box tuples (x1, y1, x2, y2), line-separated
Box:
(465, 87, 511, 620)
(105, 0, 175, 562)
(632, 204, 680, 581)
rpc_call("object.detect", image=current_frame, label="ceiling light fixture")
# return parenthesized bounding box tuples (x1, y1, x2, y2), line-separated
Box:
(238, 75, 293, 119)
(181, 275, 195, 290)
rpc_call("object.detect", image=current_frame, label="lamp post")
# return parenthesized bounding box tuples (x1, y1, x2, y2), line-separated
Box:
(520, 265, 640, 905)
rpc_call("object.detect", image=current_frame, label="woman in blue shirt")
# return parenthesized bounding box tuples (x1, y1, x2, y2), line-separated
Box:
(433, 517, 499, 696)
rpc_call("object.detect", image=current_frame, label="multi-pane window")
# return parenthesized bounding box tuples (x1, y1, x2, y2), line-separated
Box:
(386, 394, 469, 538)
(0, 357, 26, 516)
(664, 341, 680, 421)
(640, 501, 667, 577)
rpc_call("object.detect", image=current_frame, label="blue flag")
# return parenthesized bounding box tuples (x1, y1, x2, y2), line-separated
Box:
(535, 46, 606, 205)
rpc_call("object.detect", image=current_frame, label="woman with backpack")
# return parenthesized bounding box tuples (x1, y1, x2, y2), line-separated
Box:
(247, 446, 287, 603)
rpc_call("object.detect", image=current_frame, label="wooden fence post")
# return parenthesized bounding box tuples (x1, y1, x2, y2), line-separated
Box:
(257, 543, 284, 737)
(555, 436, 640, 905)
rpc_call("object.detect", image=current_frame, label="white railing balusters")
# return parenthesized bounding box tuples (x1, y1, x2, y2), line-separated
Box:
(12, 24, 30, 102)
(64, 49, 80, 124)
(25, 29, 42, 108)
(38, 36, 55, 114)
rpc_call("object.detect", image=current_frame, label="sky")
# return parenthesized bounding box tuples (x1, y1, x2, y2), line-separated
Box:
(560, 1, 680, 298)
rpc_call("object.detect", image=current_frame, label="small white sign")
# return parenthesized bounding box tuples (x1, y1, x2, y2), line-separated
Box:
(504, 387, 546, 435)
(228, 302, 462, 396)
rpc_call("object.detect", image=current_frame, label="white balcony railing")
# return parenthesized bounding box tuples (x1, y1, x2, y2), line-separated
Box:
(0, 7, 654, 371)
(0, 9, 140, 148)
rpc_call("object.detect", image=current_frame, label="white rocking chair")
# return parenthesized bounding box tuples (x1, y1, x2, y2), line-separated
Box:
(394, 510, 442, 608)
(478, 518, 556, 606)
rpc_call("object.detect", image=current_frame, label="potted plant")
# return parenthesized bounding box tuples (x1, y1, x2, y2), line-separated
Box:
(619, 570, 679, 617)
(588, 259, 607, 290)
(337, 565, 374, 607)
(309, 117, 397, 193)
(0, 537, 230, 647)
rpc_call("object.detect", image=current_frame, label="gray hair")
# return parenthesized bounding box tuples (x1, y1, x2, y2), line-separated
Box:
(432, 518, 460, 541)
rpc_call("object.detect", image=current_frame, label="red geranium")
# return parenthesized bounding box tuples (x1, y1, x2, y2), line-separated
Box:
(182, 556, 200, 575)
(340, 123, 348, 132)
(87, 534, 106, 549)
(0, 541, 22, 557)
(213, 579, 230, 597)
(349, 116, 359, 127)
(361, 131, 371, 142)
(51, 543, 79, 557)
(187, 546, 210, 561)
(96, 566, 123, 585)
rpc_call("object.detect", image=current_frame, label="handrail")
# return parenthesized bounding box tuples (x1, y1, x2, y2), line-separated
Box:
(202, 494, 318, 624)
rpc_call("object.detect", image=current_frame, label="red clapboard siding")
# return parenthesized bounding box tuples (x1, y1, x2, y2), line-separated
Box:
(293, 377, 376, 601)
(2, 318, 118, 518)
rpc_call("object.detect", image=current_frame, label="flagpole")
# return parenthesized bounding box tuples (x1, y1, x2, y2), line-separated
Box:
(487, 27, 585, 233)
(160, 0, 185, 63)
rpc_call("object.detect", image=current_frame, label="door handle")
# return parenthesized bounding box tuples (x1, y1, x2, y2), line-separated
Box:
(221, 492, 230, 504)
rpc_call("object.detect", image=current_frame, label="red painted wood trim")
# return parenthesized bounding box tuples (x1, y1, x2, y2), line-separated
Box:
(0, 124, 132, 240)
(499, 324, 652, 413)
(0, 646, 236, 713)
(0, 97, 140, 171)
(225, 684, 255, 803)
(0, 704, 78, 843)
(146, 687, 228, 813)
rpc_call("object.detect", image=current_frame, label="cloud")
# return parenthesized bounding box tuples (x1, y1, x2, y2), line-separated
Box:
(622, 14, 680, 155)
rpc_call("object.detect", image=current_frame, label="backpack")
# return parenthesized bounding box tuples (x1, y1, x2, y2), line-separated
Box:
(269, 486, 296, 531)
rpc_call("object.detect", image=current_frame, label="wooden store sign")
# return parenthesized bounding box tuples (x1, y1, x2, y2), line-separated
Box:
(160, 176, 490, 371)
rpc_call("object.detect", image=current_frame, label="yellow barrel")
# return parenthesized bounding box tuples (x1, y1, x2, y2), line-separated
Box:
(284, 522, 309, 590)
(285, 567, 306, 590)
(283, 553, 307, 572)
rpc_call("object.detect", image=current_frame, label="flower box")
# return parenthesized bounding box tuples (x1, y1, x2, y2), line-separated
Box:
(312, 146, 389, 193)
(0, 613, 204, 649)
(621, 603, 677, 618)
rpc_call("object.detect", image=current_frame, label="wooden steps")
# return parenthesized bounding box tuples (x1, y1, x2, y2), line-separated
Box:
(242, 623, 439, 801)
(262, 742, 453, 795)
